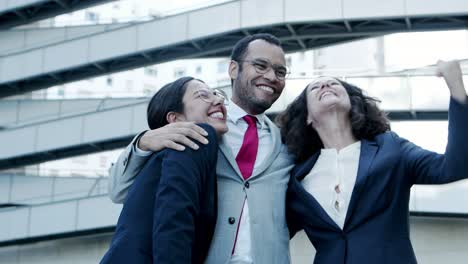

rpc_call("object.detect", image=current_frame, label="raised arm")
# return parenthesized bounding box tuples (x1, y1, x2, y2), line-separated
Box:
(403, 60, 468, 185)
(108, 122, 209, 203)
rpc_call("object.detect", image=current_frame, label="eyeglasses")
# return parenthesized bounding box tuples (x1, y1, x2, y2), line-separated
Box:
(238, 59, 289, 80)
(196, 88, 229, 105)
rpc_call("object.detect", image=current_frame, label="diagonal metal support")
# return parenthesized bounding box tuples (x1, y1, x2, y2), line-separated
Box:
(13, 10, 28, 20)
(54, 0, 70, 9)
(344, 21, 353, 32)
(191, 40, 202, 51)
(286, 24, 306, 50)
(405, 17, 412, 29)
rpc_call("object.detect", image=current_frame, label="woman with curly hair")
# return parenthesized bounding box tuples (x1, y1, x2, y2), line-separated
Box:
(277, 60, 468, 264)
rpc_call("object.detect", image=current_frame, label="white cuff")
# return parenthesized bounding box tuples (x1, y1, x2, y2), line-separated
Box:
(133, 136, 153, 156)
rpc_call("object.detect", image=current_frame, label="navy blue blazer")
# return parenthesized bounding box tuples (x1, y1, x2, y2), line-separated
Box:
(287, 98, 468, 264)
(101, 124, 218, 264)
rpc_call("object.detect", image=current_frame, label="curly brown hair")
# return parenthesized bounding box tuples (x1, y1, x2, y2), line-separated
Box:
(276, 78, 390, 163)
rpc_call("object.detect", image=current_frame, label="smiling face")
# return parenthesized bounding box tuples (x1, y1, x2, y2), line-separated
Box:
(176, 80, 228, 135)
(230, 39, 286, 115)
(306, 76, 352, 125)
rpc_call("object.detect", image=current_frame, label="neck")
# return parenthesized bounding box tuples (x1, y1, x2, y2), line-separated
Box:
(231, 98, 263, 116)
(312, 111, 357, 151)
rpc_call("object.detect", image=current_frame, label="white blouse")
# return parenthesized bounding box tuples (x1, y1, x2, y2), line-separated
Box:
(301, 141, 361, 229)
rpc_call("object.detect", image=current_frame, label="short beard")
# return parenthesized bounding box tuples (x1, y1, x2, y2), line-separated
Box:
(232, 80, 272, 115)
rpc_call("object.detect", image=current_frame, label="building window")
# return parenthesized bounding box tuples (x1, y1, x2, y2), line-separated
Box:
(143, 84, 156, 96)
(286, 56, 292, 68)
(174, 67, 186, 78)
(195, 65, 203, 75)
(144, 67, 158, 77)
(217, 60, 229, 74)
(72, 156, 88, 165)
(57, 87, 65, 97)
(99, 156, 108, 168)
(85, 11, 99, 22)
(125, 80, 134, 91)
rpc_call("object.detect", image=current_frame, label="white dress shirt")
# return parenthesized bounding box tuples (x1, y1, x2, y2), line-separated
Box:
(224, 102, 272, 264)
(301, 141, 361, 229)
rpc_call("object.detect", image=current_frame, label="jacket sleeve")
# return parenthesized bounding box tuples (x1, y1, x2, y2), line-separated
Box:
(152, 124, 218, 263)
(400, 96, 468, 185)
(108, 131, 152, 203)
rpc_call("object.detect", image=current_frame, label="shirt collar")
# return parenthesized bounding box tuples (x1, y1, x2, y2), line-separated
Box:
(226, 101, 266, 129)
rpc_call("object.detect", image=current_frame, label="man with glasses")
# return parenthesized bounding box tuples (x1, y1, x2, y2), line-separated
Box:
(108, 33, 295, 263)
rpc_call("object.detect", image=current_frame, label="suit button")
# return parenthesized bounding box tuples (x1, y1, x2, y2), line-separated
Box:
(228, 217, 236, 225)
(244, 181, 250, 189)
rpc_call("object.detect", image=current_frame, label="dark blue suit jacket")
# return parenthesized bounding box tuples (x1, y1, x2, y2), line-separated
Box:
(101, 124, 218, 264)
(287, 98, 468, 264)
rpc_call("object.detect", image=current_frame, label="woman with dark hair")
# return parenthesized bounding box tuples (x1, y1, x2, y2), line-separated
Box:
(101, 77, 228, 264)
(277, 60, 468, 264)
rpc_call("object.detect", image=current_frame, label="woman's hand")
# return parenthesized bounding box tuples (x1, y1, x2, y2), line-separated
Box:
(436, 60, 467, 104)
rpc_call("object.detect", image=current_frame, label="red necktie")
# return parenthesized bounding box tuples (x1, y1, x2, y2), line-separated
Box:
(236, 115, 259, 180)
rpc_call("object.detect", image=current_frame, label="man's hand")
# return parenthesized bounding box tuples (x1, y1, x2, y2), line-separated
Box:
(436, 60, 467, 104)
(138, 122, 209, 152)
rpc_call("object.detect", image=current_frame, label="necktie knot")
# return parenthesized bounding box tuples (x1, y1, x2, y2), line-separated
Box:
(243, 115, 257, 127)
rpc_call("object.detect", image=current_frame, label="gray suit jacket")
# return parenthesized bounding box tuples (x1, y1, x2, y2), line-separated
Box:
(108, 118, 294, 263)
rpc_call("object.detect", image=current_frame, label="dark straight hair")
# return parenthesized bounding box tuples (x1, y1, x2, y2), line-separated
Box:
(147, 76, 203, 130)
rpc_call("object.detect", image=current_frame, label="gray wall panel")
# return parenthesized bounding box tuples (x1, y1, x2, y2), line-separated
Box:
(24, 28, 67, 52)
(0, 30, 26, 55)
(406, 0, 468, 16)
(18, 101, 61, 124)
(240, 0, 284, 28)
(43, 38, 90, 73)
(0, 208, 29, 241)
(188, 2, 240, 40)
(343, 0, 406, 19)
(131, 103, 149, 133)
(55, 100, 99, 117)
(82, 108, 133, 142)
(29, 201, 77, 237)
(411, 181, 468, 214)
(10, 176, 53, 204)
(0, 176, 12, 203)
(35, 118, 83, 152)
(89, 27, 137, 63)
(0, 100, 19, 126)
(2, 49, 43, 83)
(53, 177, 100, 201)
(76, 196, 121, 230)
(0, 127, 36, 158)
(285, 0, 343, 22)
(136, 16, 188, 51)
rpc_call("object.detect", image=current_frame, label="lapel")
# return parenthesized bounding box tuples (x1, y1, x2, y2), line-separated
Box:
(218, 136, 243, 180)
(293, 152, 341, 231)
(248, 116, 282, 181)
(344, 138, 379, 230)
(293, 152, 320, 181)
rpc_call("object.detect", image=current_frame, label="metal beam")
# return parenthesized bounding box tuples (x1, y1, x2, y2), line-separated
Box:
(0, 0, 115, 29)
